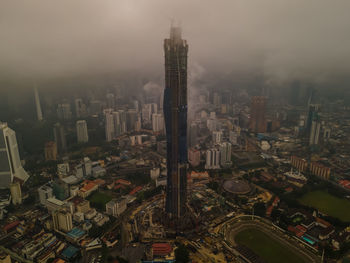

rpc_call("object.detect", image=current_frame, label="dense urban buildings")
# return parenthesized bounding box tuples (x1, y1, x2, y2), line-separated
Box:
(163, 25, 188, 218)
(1, 3, 350, 262)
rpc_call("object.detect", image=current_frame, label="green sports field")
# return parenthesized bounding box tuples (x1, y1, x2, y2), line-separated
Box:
(235, 228, 306, 263)
(298, 190, 350, 222)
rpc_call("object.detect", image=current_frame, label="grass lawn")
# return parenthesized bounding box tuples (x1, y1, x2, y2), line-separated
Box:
(235, 228, 306, 263)
(298, 190, 350, 222)
(88, 192, 113, 210)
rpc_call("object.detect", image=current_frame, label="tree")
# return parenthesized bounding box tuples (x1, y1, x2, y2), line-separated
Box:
(175, 244, 190, 263)
(253, 202, 266, 217)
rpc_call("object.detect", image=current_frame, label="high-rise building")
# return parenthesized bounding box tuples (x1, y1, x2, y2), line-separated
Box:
(126, 109, 138, 132)
(38, 184, 53, 206)
(219, 142, 232, 167)
(309, 115, 321, 146)
(52, 209, 73, 232)
(212, 131, 223, 144)
(106, 93, 115, 109)
(104, 109, 115, 142)
(53, 123, 67, 155)
(188, 148, 200, 167)
(205, 148, 220, 169)
(163, 25, 188, 218)
(10, 182, 22, 205)
(76, 120, 89, 143)
(249, 96, 267, 133)
(44, 141, 57, 161)
(306, 104, 320, 134)
(229, 131, 238, 145)
(34, 85, 43, 121)
(0, 122, 29, 188)
(152, 113, 165, 133)
(142, 104, 153, 125)
(75, 98, 87, 118)
(57, 103, 72, 120)
(189, 122, 198, 147)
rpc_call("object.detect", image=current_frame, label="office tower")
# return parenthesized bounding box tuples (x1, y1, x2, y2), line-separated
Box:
(75, 98, 87, 118)
(212, 131, 223, 144)
(189, 122, 198, 147)
(53, 123, 67, 155)
(205, 148, 220, 169)
(163, 25, 188, 218)
(10, 182, 22, 205)
(104, 109, 115, 142)
(106, 93, 115, 109)
(0, 122, 29, 188)
(34, 85, 43, 121)
(219, 142, 232, 167)
(152, 113, 165, 133)
(44, 141, 57, 161)
(76, 120, 89, 143)
(57, 103, 72, 120)
(309, 115, 321, 146)
(249, 96, 267, 133)
(52, 209, 73, 232)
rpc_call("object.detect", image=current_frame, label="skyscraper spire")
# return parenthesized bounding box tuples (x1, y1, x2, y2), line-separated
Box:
(34, 84, 43, 121)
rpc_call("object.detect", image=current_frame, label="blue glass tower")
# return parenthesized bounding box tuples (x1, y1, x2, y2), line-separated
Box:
(163, 26, 188, 218)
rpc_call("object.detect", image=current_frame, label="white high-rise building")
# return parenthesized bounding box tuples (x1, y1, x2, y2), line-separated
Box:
(152, 113, 164, 132)
(76, 120, 89, 143)
(205, 148, 220, 169)
(219, 142, 232, 167)
(104, 109, 115, 142)
(34, 85, 43, 121)
(0, 122, 29, 188)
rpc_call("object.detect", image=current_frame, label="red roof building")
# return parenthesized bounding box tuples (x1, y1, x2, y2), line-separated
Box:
(152, 243, 172, 256)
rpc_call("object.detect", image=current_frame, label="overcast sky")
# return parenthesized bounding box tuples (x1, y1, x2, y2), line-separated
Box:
(1, 0, 350, 85)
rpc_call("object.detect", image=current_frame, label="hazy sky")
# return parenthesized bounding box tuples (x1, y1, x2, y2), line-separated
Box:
(1, 0, 350, 84)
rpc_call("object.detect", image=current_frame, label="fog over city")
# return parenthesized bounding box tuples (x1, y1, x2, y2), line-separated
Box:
(1, 0, 350, 87)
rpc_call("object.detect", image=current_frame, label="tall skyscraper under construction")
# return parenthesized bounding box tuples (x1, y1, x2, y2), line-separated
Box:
(163, 25, 188, 218)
